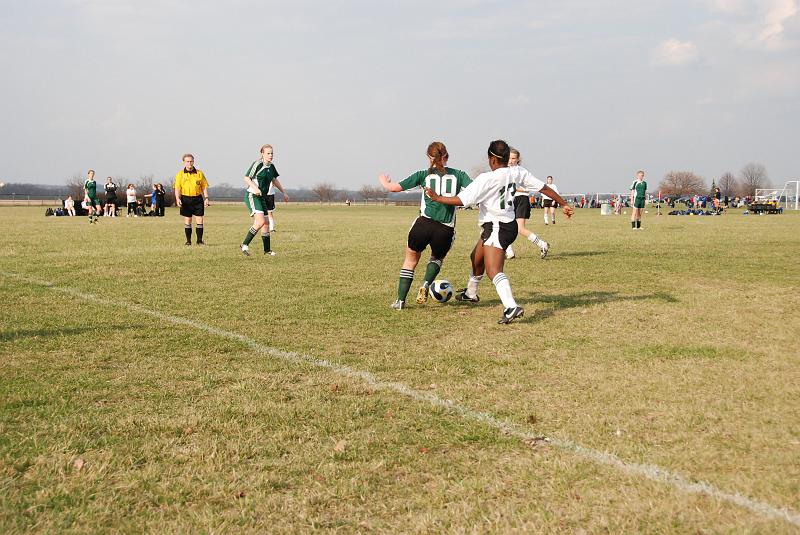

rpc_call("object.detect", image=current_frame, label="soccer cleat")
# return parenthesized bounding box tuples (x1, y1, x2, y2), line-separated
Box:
(240, 244, 250, 256)
(415, 286, 428, 304)
(185, 241, 192, 246)
(264, 251, 276, 256)
(196, 240, 205, 246)
(390, 299, 405, 310)
(498, 306, 524, 324)
(454, 289, 480, 303)
(505, 251, 515, 260)
(540, 241, 549, 259)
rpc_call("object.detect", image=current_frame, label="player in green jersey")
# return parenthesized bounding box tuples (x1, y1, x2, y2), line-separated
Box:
(240, 144, 289, 256)
(83, 170, 100, 224)
(379, 141, 471, 309)
(630, 170, 647, 229)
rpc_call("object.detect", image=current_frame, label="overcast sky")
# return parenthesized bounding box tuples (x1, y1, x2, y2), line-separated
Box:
(1, 0, 797, 192)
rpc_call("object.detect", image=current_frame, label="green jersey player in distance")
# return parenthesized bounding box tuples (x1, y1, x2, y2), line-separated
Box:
(84, 169, 100, 224)
(240, 144, 289, 256)
(379, 141, 471, 309)
(630, 170, 647, 229)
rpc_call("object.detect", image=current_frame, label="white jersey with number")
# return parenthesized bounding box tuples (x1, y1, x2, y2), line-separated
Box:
(542, 182, 559, 200)
(457, 166, 546, 224)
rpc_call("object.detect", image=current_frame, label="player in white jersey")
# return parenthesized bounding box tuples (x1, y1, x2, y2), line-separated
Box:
(505, 148, 550, 260)
(542, 176, 559, 225)
(425, 140, 573, 324)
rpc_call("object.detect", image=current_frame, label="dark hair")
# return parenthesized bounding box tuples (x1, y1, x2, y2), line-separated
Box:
(427, 142, 448, 175)
(487, 140, 510, 165)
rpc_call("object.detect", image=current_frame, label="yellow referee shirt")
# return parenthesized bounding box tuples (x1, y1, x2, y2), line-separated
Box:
(174, 168, 209, 197)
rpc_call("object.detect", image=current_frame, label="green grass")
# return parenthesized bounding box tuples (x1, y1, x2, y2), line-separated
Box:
(1, 205, 799, 533)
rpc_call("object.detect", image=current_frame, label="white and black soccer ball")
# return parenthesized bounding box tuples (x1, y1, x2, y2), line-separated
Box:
(430, 279, 453, 302)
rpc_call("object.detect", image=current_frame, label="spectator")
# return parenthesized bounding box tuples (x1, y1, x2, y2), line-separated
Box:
(153, 183, 166, 216)
(104, 177, 118, 217)
(126, 184, 137, 217)
(64, 196, 76, 216)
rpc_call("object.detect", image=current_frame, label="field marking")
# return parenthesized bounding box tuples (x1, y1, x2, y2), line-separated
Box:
(3, 271, 799, 528)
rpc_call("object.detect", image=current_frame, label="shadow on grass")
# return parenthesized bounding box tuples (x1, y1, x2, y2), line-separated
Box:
(518, 290, 678, 323)
(0, 325, 137, 342)
(547, 250, 607, 259)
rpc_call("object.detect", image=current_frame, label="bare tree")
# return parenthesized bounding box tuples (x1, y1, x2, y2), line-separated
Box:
(470, 164, 489, 177)
(66, 173, 85, 200)
(658, 171, 706, 197)
(718, 172, 737, 197)
(312, 182, 337, 202)
(136, 174, 155, 204)
(360, 185, 387, 201)
(738, 162, 769, 197)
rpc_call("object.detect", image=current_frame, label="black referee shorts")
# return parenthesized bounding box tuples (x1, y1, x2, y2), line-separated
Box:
(180, 195, 204, 217)
(407, 216, 455, 259)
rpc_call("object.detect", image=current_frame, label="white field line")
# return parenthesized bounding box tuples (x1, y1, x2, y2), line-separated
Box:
(3, 271, 799, 528)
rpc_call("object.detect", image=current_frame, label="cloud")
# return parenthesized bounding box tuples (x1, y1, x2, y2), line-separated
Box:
(758, 0, 799, 48)
(703, 0, 799, 50)
(653, 39, 700, 65)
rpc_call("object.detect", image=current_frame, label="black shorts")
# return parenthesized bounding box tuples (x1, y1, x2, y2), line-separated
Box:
(265, 194, 276, 211)
(407, 216, 455, 259)
(480, 221, 518, 250)
(180, 195, 205, 217)
(542, 199, 557, 208)
(513, 196, 531, 219)
(105, 196, 116, 205)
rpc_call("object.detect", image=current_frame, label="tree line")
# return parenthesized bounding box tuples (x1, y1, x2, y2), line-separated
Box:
(659, 162, 771, 198)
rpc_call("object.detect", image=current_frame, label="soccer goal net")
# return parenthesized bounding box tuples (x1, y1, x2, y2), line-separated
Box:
(756, 181, 799, 210)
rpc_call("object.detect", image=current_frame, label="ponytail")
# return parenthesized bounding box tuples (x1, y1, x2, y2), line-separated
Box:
(427, 141, 448, 175)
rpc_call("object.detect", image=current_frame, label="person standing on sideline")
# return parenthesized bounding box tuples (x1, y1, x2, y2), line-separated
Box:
(154, 184, 166, 216)
(425, 140, 573, 324)
(630, 170, 647, 229)
(125, 184, 137, 217)
(83, 170, 100, 224)
(504, 148, 550, 260)
(240, 145, 288, 256)
(104, 177, 118, 217)
(174, 154, 210, 245)
(542, 176, 559, 225)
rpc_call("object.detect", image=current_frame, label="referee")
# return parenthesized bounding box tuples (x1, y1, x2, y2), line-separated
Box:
(174, 153, 210, 245)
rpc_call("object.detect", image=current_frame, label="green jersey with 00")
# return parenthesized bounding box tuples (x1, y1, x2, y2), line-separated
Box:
(84, 179, 97, 199)
(246, 160, 280, 193)
(398, 167, 471, 227)
(631, 180, 647, 200)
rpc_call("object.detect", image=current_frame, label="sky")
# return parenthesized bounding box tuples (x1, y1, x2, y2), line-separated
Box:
(0, 0, 798, 193)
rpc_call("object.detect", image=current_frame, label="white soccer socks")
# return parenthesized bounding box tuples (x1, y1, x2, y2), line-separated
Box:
(466, 273, 483, 299)
(492, 273, 517, 310)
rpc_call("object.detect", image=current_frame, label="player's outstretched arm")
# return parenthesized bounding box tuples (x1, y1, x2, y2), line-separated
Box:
(540, 185, 574, 218)
(424, 187, 463, 206)
(243, 176, 261, 196)
(379, 174, 403, 193)
(273, 178, 289, 202)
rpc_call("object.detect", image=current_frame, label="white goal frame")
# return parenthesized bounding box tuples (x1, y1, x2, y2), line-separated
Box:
(755, 181, 799, 210)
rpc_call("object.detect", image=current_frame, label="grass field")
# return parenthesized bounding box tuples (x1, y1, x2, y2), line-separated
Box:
(1, 204, 799, 533)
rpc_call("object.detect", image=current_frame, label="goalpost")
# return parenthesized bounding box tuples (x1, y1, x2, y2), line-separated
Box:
(755, 181, 799, 210)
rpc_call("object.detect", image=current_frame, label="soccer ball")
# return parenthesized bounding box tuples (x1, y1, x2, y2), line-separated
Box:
(430, 279, 453, 302)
